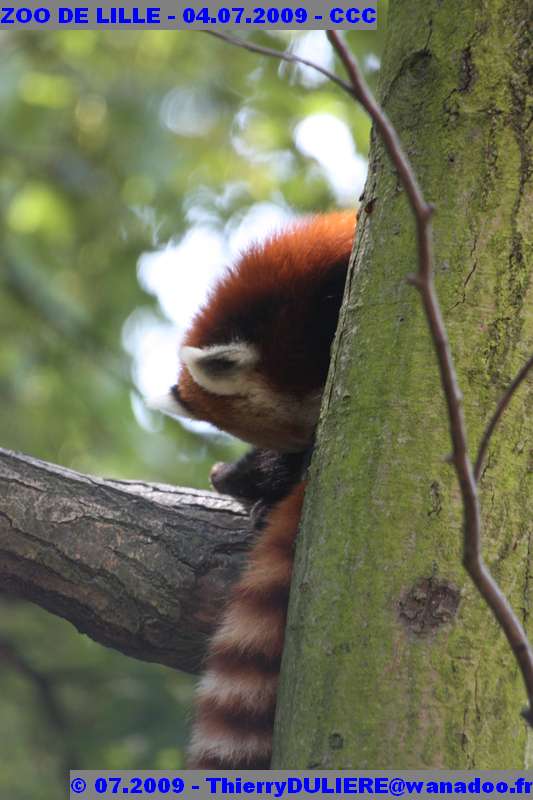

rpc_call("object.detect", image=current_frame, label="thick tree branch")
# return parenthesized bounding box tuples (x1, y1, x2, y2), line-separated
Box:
(327, 29, 533, 722)
(0, 448, 251, 675)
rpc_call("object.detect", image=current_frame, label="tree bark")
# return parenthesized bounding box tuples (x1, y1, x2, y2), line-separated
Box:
(274, 0, 532, 769)
(0, 448, 251, 674)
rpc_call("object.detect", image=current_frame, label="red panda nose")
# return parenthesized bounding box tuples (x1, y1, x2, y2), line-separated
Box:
(170, 383, 195, 416)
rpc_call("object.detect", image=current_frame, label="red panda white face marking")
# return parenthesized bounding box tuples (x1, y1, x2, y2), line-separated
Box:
(146, 390, 195, 420)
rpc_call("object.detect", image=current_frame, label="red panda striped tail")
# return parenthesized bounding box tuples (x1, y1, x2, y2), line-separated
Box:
(188, 482, 305, 769)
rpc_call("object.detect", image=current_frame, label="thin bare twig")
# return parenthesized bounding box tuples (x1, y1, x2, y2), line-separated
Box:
(327, 29, 533, 723)
(0, 636, 77, 774)
(475, 353, 533, 482)
(203, 30, 356, 99)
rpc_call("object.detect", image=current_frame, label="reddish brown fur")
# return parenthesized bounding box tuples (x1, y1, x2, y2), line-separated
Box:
(180, 212, 356, 768)
(177, 212, 355, 449)
(188, 483, 305, 769)
(184, 213, 353, 351)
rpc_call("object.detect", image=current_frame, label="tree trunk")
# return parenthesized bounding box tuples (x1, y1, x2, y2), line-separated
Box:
(273, 0, 532, 769)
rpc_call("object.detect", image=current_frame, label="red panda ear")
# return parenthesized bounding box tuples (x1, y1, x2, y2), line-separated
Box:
(180, 343, 258, 396)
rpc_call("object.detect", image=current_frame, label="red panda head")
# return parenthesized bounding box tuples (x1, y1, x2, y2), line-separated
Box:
(154, 212, 355, 451)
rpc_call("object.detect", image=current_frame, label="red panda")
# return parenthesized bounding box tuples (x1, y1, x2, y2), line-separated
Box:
(155, 211, 355, 768)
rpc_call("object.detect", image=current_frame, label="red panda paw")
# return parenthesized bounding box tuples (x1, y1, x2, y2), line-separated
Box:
(209, 462, 228, 493)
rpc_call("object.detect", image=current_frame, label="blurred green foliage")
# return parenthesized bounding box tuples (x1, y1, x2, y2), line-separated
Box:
(0, 27, 386, 798)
